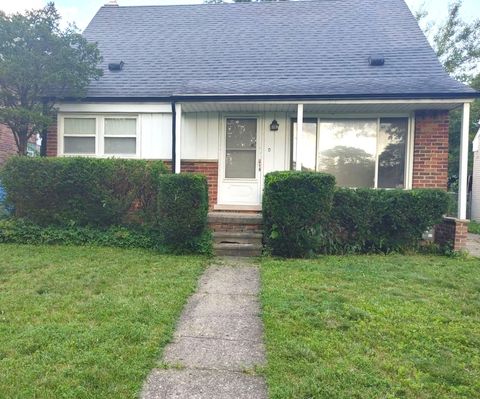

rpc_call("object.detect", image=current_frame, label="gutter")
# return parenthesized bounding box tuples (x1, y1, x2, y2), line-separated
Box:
(171, 101, 176, 174)
(65, 91, 480, 103)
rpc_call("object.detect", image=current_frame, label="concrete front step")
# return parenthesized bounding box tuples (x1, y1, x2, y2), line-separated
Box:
(209, 212, 263, 256)
(213, 231, 263, 245)
(208, 211, 262, 225)
(213, 243, 262, 257)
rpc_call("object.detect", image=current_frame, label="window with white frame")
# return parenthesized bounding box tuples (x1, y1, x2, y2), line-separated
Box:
(63, 117, 96, 154)
(291, 117, 409, 189)
(104, 118, 137, 155)
(62, 115, 138, 157)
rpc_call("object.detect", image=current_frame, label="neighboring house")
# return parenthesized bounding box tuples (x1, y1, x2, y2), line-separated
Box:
(472, 130, 480, 221)
(46, 0, 478, 252)
(0, 124, 18, 166)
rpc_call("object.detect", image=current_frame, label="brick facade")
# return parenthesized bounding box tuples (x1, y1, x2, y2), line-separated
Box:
(0, 123, 17, 165)
(434, 216, 468, 251)
(181, 161, 218, 208)
(412, 110, 449, 190)
(46, 119, 58, 157)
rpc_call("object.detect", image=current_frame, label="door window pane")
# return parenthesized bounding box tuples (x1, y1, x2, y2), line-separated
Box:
(225, 118, 256, 178)
(318, 120, 377, 188)
(105, 118, 136, 136)
(104, 138, 136, 154)
(378, 118, 408, 188)
(226, 150, 256, 178)
(64, 137, 95, 154)
(292, 120, 317, 171)
(64, 118, 95, 135)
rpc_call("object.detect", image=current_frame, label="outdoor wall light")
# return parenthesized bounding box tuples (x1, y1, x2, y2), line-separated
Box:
(270, 119, 279, 131)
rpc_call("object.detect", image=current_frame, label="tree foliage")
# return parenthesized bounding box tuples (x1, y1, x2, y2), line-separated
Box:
(0, 3, 102, 155)
(416, 1, 480, 186)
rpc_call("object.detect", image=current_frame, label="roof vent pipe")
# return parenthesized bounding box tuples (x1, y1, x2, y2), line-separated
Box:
(368, 55, 385, 66)
(104, 0, 119, 7)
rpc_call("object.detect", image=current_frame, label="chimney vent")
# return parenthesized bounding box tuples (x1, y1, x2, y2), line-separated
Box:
(368, 55, 385, 66)
(108, 61, 124, 71)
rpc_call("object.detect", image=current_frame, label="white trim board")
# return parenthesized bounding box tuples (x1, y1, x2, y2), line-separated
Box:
(56, 102, 172, 113)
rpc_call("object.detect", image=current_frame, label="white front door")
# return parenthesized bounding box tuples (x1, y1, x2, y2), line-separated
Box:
(218, 117, 262, 206)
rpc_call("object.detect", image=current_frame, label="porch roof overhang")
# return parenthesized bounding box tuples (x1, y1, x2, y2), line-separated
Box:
(179, 98, 476, 113)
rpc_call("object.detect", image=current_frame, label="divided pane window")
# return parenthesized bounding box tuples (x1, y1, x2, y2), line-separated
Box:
(104, 118, 137, 155)
(64, 118, 96, 154)
(291, 117, 409, 189)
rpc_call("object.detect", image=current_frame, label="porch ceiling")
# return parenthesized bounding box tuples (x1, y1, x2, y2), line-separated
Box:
(181, 101, 467, 114)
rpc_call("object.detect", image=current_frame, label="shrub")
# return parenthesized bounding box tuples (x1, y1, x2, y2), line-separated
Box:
(263, 171, 336, 258)
(157, 173, 209, 252)
(329, 188, 450, 253)
(0, 157, 168, 227)
(0, 219, 159, 250)
(263, 170, 450, 257)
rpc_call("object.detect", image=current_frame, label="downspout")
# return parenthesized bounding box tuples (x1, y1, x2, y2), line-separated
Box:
(171, 101, 176, 173)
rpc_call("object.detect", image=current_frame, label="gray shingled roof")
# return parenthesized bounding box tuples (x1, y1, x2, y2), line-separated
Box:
(83, 0, 476, 99)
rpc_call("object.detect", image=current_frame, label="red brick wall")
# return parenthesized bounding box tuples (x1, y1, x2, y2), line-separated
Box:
(0, 123, 17, 165)
(412, 110, 449, 190)
(181, 161, 218, 208)
(434, 217, 468, 251)
(46, 119, 58, 157)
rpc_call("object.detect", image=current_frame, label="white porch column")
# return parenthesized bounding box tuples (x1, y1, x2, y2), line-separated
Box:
(295, 103, 304, 171)
(458, 102, 470, 219)
(175, 103, 182, 174)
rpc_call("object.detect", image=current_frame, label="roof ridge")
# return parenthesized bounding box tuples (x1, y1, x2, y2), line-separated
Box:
(103, 0, 335, 9)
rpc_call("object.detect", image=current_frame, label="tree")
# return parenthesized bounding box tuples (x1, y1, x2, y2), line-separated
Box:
(416, 1, 480, 188)
(0, 3, 102, 156)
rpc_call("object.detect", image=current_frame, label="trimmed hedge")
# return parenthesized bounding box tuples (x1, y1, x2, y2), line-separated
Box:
(329, 188, 450, 254)
(157, 173, 209, 252)
(1, 157, 168, 227)
(0, 158, 212, 254)
(263, 171, 450, 257)
(263, 171, 336, 258)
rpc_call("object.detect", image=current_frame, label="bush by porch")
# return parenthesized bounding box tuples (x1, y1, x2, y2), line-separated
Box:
(263, 171, 450, 257)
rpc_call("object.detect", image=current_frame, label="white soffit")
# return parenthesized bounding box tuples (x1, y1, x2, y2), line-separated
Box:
(181, 100, 471, 113)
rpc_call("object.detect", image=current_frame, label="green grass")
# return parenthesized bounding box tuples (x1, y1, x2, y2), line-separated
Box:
(0, 244, 207, 398)
(261, 255, 480, 398)
(469, 220, 480, 235)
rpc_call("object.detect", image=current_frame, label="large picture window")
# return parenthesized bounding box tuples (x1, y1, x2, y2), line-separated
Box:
(291, 117, 409, 188)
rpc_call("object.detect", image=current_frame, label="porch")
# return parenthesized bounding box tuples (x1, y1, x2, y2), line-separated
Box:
(173, 99, 472, 220)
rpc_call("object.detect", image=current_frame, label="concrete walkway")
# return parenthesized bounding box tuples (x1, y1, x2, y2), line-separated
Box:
(141, 258, 267, 399)
(466, 233, 480, 257)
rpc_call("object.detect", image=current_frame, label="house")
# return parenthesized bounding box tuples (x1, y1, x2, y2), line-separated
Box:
(472, 130, 480, 221)
(46, 0, 478, 253)
(0, 124, 18, 166)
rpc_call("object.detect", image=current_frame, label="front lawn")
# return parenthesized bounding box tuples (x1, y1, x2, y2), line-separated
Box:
(469, 220, 480, 235)
(0, 244, 206, 398)
(261, 255, 480, 398)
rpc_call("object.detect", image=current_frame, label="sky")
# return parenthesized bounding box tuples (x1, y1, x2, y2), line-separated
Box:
(0, 0, 479, 32)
